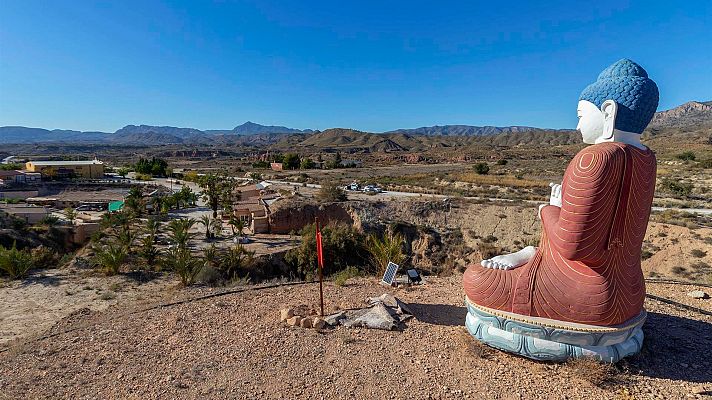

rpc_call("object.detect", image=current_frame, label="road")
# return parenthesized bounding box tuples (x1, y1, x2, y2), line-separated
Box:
(134, 176, 712, 216)
(264, 179, 712, 215)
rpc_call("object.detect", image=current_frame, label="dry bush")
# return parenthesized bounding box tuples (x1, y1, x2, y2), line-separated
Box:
(477, 241, 500, 260)
(691, 249, 707, 258)
(453, 327, 492, 359)
(564, 357, 618, 387)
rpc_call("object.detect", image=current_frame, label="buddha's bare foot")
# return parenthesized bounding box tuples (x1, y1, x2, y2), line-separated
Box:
(481, 246, 536, 270)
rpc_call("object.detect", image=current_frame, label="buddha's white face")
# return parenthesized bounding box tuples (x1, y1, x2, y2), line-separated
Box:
(577, 100, 604, 144)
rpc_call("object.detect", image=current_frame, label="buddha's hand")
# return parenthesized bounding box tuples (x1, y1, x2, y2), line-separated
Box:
(549, 182, 562, 208)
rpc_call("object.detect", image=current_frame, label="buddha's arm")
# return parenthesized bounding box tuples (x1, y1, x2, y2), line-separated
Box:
(540, 146, 623, 261)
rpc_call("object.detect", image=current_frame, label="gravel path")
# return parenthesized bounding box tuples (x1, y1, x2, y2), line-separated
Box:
(1, 276, 710, 399)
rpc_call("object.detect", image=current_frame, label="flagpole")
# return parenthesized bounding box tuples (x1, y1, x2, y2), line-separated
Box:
(316, 217, 324, 317)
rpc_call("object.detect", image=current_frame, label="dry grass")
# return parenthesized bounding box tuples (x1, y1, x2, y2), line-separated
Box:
(456, 173, 549, 188)
(564, 357, 619, 387)
(454, 327, 493, 359)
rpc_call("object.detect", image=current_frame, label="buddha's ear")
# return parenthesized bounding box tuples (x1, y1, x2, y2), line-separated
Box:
(601, 100, 618, 139)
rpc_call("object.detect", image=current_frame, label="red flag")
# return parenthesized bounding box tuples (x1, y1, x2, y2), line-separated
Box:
(316, 223, 324, 269)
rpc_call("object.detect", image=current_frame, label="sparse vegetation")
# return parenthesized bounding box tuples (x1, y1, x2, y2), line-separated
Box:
(317, 181, 347, 202)
(0, 242, 35, 279)
(92, 242, 128, 276)
(365, 231, 406, 275)
(164, 246, 202, 286)
(691, 249, 707, 258)
(285, 222, 364, 278)
(659, 178, 693, 198)
(333, 265, 360, 286)
(473, 163, 490, 175)
(676, 151, 696, 161)
(564, 357, 618, 387)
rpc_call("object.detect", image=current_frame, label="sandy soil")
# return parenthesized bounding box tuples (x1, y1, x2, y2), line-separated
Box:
(0, 267, 179, 346)
(1, 276, 710, 399)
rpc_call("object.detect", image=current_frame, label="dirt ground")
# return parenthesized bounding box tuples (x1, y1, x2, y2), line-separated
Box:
(1, 276, 710, 400)
(0, 267, 179, 346)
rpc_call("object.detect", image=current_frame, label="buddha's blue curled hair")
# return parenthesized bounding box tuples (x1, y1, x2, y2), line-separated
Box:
(579, 59, 659, 134)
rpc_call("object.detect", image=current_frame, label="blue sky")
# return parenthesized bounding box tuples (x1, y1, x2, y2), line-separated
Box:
(1, 1, 710, 133)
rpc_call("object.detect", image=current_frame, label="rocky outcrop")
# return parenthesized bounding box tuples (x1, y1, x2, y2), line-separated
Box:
(268, 202, 353, 234)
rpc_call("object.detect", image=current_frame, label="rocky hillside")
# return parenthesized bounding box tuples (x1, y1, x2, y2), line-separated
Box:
(2, 101, 709, 148)
(384, 125, 563, 136)
(649, 101, 712, 129)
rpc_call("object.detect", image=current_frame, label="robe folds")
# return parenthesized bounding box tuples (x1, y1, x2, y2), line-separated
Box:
(463, 142, 657, 326)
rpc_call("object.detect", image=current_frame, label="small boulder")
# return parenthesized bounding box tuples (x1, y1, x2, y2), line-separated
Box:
(286, 316, 302, 327)
(280, 308, 294, 322)
(687, 290, 709, 299)
(312, 317, 326, 330)
(300, 317, 313, 328)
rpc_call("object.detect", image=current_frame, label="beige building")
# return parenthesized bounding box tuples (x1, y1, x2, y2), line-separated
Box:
(0, 204, 50, 224)
(26, 159, 104, 179)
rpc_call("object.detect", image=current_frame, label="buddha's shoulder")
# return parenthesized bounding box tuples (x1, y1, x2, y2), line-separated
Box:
(569, 143, 627, 174)
(575, 142, 630, 159)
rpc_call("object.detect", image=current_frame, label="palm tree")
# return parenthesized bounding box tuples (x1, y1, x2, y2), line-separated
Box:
(150, 196, 164, 215)
(167, 218, 195, 249)
(220, 245, 254, 279)
(139, 235, 160, 267)
(63, 207, 77, 226)
(229, 218, 246, 243)
(212, 217, 223, 238)
(203, 244, 221, 269)
(365, 231, 406, 275)
(93, 242, 127, 275)
(145, 218, 161, 241)
(116, 222, 137, 251)
(198, 215, 212, 240)
(164, 246, 202, 286)
(125, 186, 145, 216)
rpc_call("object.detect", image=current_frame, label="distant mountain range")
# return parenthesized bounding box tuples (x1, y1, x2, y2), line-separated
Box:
(1, 101, 709, 146)
(383, 125, 572, 136)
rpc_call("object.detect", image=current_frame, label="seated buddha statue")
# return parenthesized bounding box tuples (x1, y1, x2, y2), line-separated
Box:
(462, 59, 659, 362)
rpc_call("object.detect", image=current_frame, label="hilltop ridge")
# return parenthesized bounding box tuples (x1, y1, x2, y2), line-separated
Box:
(1, 101, 709, 147)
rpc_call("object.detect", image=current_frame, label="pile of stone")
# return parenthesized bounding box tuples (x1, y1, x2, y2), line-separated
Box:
(280, 307, 326, 330)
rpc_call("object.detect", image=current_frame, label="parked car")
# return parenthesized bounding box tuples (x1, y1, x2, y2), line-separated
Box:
(362, 185, 382, 194)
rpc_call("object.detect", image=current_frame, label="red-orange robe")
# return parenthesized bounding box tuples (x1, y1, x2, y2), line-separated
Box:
(463, 142, 657, 326)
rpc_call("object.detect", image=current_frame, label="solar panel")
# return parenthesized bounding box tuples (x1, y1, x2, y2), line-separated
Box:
(381, 262, 399, 285)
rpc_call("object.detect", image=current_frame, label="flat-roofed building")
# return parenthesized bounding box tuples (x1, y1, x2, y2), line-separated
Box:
(0, 170, 25, 184)
(0, 204, 50, 224)
(26, 159, 105, 179)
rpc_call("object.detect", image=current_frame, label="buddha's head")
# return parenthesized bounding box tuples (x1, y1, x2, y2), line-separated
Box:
(577, 59, 659, 144)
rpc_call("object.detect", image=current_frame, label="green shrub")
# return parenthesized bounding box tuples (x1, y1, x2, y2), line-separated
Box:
(164, 247, 202, 286)
(0, 242, 35, 279)
(318, 182, 347, 202)
(196, 265, 224, 286)
(285, 222, 364, 278)
(659, 179, 693, 198)
(219, 245, 255, 279)
(92, 242, 127, 275)
(333, 266, 361, 286)
(676, 151, 696, 161)
(473, 163, 490, 175)
(365, 232, 406, 275)
(496, 159, 508, 165)
(31, 246, 59, 268)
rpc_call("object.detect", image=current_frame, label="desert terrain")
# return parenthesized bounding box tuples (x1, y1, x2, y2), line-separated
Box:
(1, 275, 711, 399)
(1, 101, 711, 399)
